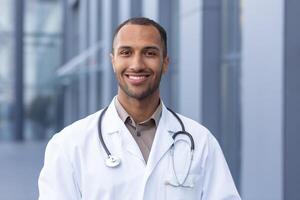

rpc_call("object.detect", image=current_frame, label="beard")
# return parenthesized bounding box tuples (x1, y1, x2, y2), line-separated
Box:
(117, 68, 163, 100)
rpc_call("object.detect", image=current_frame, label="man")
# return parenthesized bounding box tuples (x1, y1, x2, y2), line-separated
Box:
(38, 17, 241, 200)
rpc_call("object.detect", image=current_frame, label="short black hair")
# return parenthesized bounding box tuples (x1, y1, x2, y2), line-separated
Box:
(112, 17, 168, 57)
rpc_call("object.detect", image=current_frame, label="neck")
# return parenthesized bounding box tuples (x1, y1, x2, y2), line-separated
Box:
(117, 91, 160, 123)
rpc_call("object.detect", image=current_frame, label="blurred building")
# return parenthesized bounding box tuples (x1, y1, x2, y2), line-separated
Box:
(0, 0, 63, 141)
(0, 1, 63, 199)
(0, 0, 15, 140)
(0, 0, 299, 200)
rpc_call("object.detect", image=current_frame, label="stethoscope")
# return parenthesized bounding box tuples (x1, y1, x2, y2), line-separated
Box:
(98, 106, 195, 187)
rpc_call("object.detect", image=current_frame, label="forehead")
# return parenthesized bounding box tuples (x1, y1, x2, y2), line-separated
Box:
(114, 24, 162, 48)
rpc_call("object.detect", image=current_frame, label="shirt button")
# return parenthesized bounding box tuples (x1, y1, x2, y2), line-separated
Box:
(136, 131, 141, 137)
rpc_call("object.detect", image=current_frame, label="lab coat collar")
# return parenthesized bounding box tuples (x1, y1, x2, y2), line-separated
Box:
(101, 97, 182, 173)
(101, 97, 176, 136)
(101, 97, 124, 135)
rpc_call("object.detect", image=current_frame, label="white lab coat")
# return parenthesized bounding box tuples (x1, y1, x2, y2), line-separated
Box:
(38, 98, 241, 200)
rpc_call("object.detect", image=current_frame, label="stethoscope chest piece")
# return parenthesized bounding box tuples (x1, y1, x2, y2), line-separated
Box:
(105, 155, 121, 168)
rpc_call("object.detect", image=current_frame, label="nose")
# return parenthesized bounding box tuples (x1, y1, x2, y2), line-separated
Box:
(129, 54, 145, 71)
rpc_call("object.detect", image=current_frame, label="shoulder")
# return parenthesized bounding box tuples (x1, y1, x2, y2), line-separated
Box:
(175, 113, 212, 139)
(172, 113, 219, 152)
(47, 109, 103, 149)
(162, 104, 214, 142)
(178, 114, 209, 133)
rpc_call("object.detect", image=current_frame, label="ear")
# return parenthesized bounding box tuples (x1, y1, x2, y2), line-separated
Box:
(110, 53, 116, 73)
(162, 56, 169, 74)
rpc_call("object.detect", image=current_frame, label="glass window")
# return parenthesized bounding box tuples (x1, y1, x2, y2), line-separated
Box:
(0, 0, 14, 140)
(24, 0, 63, 140)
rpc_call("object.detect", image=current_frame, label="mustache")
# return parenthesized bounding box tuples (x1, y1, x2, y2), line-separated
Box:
(122, 69, 152, 74)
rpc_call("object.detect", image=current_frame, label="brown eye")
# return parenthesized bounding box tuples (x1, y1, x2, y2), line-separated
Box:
(119, 49, 131, 56)
(145, 50, 157, 57)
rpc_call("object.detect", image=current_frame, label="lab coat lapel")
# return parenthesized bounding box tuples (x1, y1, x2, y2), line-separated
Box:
(144, 104, 180, 179)
(100, 100, 123, 160)
(102, 98, 144, 162)
(120, 124, 145, 162)
(101, 99, 122, 135)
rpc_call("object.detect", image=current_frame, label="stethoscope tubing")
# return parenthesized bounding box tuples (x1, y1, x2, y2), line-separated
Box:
(98, 106, 110, 156)
(98, 106, 195, 167)
(166, 107, 195, 151)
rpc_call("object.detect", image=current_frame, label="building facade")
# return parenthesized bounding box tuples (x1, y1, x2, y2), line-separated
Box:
(0, 0, 299, 199)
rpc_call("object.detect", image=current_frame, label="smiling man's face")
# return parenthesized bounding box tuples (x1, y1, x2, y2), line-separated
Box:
(111, 24, 169, 101)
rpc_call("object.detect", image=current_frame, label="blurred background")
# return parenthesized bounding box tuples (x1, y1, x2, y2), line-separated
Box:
(0, 0, 299, 199)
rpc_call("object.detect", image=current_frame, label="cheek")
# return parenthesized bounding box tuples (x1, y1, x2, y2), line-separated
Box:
(155, 62, 165, 74)
(146, 60, 163, 70)
(113, 62, 126, 74)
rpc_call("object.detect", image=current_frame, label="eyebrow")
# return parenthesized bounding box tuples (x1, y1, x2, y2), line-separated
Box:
(143, 46, 160, 51)
(117, 46, 131, 50)
(117, 45, 160, 51)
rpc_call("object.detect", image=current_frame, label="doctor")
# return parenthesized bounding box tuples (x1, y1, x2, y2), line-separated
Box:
(38, 17, 241, 200)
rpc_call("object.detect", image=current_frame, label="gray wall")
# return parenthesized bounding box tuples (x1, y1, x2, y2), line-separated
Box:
(178, 0, 202, 122)
(241, 0, 284, 199)
(284, 0, 300, 199)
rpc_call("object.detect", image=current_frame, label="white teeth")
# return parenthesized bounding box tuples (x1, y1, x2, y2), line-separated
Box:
(128, 75, 146, 80)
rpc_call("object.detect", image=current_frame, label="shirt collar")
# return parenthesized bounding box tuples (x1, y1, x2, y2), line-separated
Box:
(114, 97, 162, 126)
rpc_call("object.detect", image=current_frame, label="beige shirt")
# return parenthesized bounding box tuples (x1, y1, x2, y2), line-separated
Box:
(114, 98, 162, 163)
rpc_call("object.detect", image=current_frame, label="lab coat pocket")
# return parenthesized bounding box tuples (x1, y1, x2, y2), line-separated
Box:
(164, 173, 203, 200)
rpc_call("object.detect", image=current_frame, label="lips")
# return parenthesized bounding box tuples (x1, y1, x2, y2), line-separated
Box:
(125, 73, 150, 85)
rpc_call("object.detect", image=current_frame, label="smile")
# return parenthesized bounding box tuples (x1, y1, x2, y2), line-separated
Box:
(128, 75, 147, 80)
(125, 74, 150, 84)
